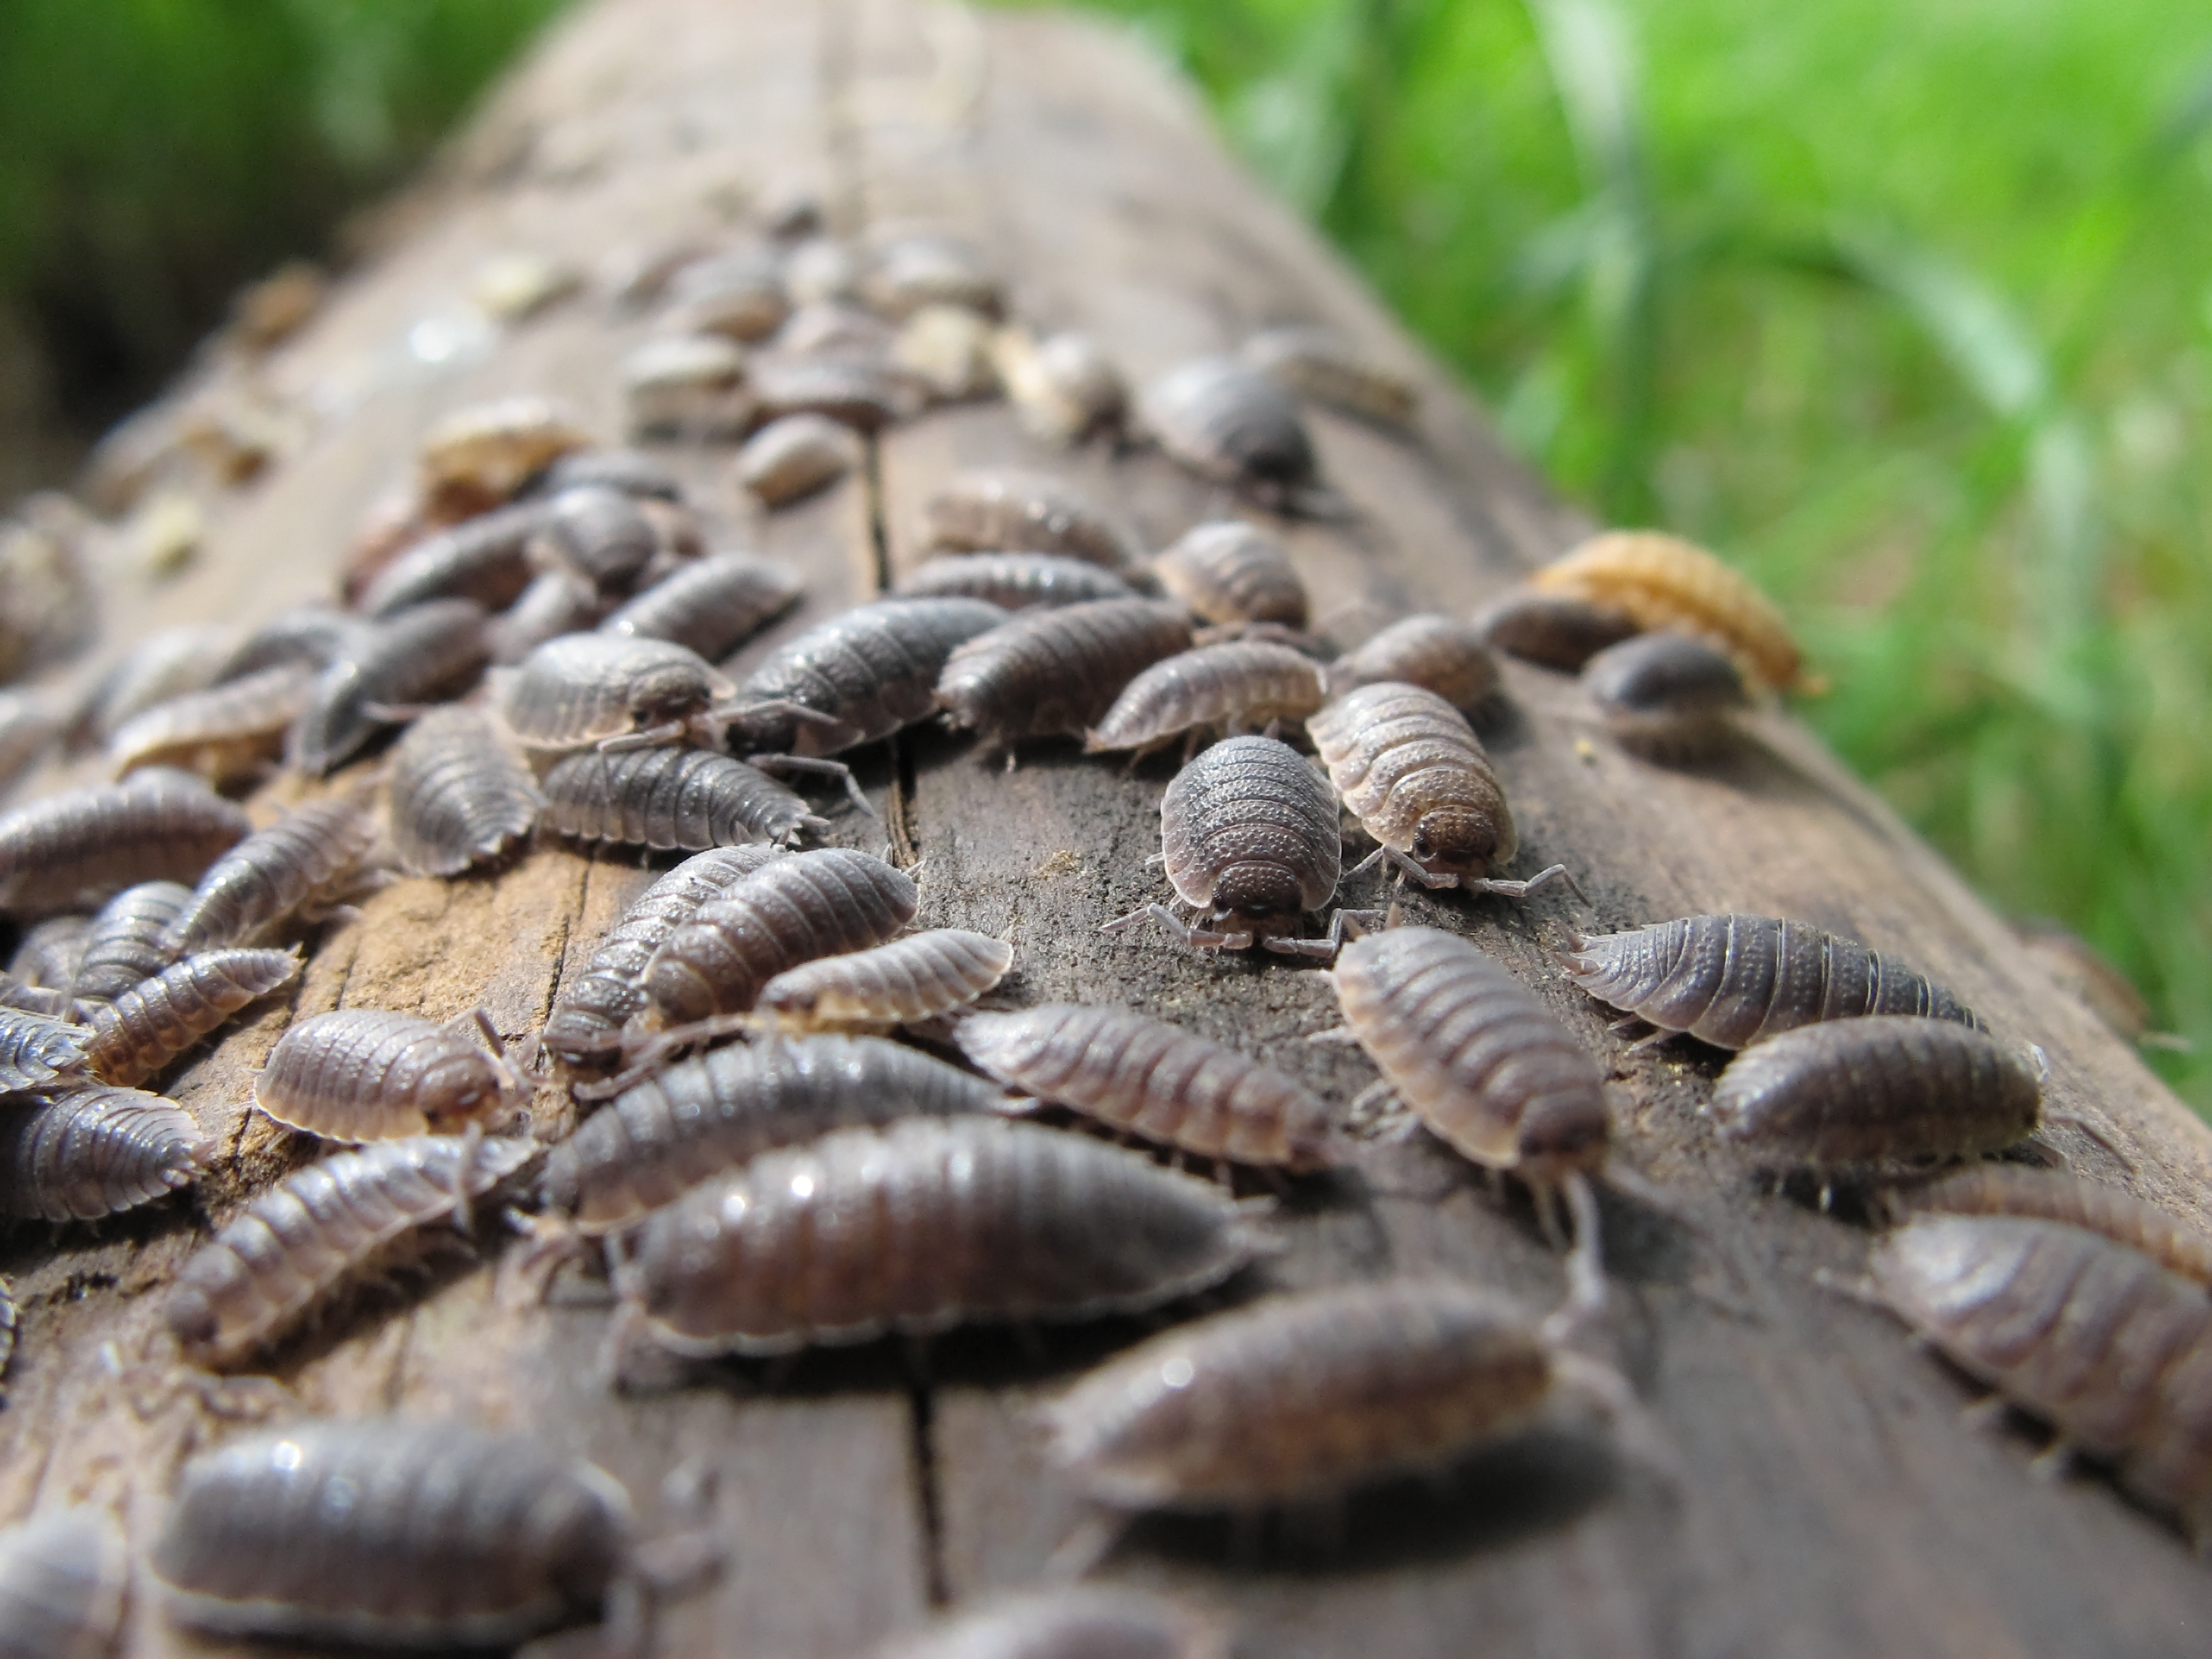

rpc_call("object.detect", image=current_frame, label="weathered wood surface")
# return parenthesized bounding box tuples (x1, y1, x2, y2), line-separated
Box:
(4, 0, 2210, 1654)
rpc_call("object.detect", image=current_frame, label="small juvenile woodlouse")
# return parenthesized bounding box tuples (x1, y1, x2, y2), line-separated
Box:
(501, 634, 732, 753)
(1582, 632, 1749, 760)
(599, 552, 802, 661)
(1531, 532, 1804, 693)
(355, 500, 548, 619)
(1140, 357, 1319, 505)
(0, 770, 250, 917)
(958, 1003, 1337, 1170)
(152, 1419, 639, 1649)
(1103, 734, 1350, 957)
(610, 1117, 1266, 1359)
(895, 552, 1136, 610)
(936, 599, 1193, 752)
(992, 327, 1129, 446)
(387, 705, 545, 877)
(0, 1507, 129, 1659)
(1876, 1166, 2212, 1288)
(104, 663, 315, 786)
(540, 1033, 1007, 1232)
(70, 880, 192, 1004)
(875, 1589, 1225, 1659)
(536, 485, 661, 593)
(165, 797, 376, 954)
(1561, 914, 1987, 1050)
(1149, 522, 1309, 628)
(254, 1008, 525, 1142)
(165, 1133, 537, 1368)
(1708, 1015, 2041, 1177)
(737, 412, 859, 506)
(645, 847, 918, 1024)
(1474, 588, 1643, 672)
(291, 598, 489, 776)
(921, 470, 1142, 571)
(1239, 324, 1420, 429)
(756, 927, 1012, 1031)
(1085, 641, 1327, 758)
(417, 397, 593, 511)
(540, 745, 827, 851)
(0, 1007, 90, 1093)
(1329, 614, 1500, 715)
(893, 303, 998, 401)
(0, 1082, 210, 1221)
(84, 947, 299, 1088)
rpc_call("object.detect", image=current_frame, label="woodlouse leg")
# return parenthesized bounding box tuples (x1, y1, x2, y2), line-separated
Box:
(1469, 862, 1588, 904)
(1305, 1024, 1361, 1044)
(596, 722, 689, 753)
(499, 1210, 591, 1307)
(2045, 1111, 2135, 1174)
(1625, 1025, 1679, 1054)
(747, 753, 880, 819)
(1546, 1170, 1610, 1337)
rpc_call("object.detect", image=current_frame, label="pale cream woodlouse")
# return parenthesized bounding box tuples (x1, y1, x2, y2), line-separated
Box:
(417, 397, 593, 511)
(152, 1419, 639, 1649)
(164, 1133, 537, 1368)
(253, 1008, 524, 1142)
(536, 485, 661, 593)
(83, 947, 298, 1088)
(0, 1082, 210, 1220)
(644, 847, 919, 1024)
(165, 797, 376, 953)
(599, 551, 803, 661)
(386, 705, 545, 877)
(0, 1007, 90, 1093)
(957, 1003, 1337, 1170)
(1329, 614, 1500, 715)
(104, 663, 315, 785)
(737, 412, 859, 506)
(1561, 914, 1987, 1050)
(873, 1588, 1225, 1659)
(991, 326, 1129, 446)
(1139, 356, 1319, 505)
(936, 599, 1194, 751)
(610, 1117, 1266, 1360)
(893, 303, 998, 401)
(1581, 631, 1749, 760)
(290, 597, 489, 776)
(865, 234, 1002, 318)
(621, 333, 752, 441)
(1474, 588, 1641, 672)
(541, 745, 828, 851)
(0, 770, 250, 917)
(68, 880, 192, 1004)
(1876, 1166, 2212, 1287)
(1238, 324, 1420, 428)
(1532, 530, 1805, 692)
(1084, 641, 1328, 757)
(756, 928, 1012, 1031)
(1149, 522, 1309, 628)
(355, 500, 548, 618)
(921, 469, 1142, 570)
(0, 1507, 128, 1659)
(895, 551, 1136, 610)
(500, 633, 732, 753)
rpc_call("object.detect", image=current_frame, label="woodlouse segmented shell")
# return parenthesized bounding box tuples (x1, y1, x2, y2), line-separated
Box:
(0, 1507, 129, 1659)
(1149, 522, 1308, 628)
(0, 1083, 210, 1220)
(614, 1118, 1265, 1357)
(864, 234, 1002, 319)
(386, 706, 545, 877)
(254, 1009, 516, 1142)
(757, 928, 1011, 1031)
(895, 552, 1136, 611)
(0, 970, 71, 1020)
(937, 600, 1193, 747)
(1582, 632, 1749, 757)
(104, 663, 315, 785)
(1474, 589, 1641, 672)
(537, 485, 661, 592)
(69, 880, 192, 1004)
(1877, 1166, 2212, 1288)
(84, 947, 299, 1088)
(1239, 324, 1419, 427)
(1155, 734, 1341, 943)
(0, 1008, 90, 1093)
(1086, 642, 1326, 755)
(921, 470, 1141, 570)
(738, 412, 859, 506)
(501, 634, 728, 753)
(356, 500, 548, 618)
(1140, 357, 1317, 500)
(599, 552, 802, 661)
(1309, 682, 1515, 883)
(541, 745, 826, 850)
(668, 249, 790, 339)
(0, 771, 250, 917)
(1532, 531, 1803, 691)
(166, 798, 376, 954)
(214, 605, 370, 683)
(290, 599, 489, 776)
(747, 357, 910, 432)
(621, 334, 751, 441)
(1329, 615, 1500, 715)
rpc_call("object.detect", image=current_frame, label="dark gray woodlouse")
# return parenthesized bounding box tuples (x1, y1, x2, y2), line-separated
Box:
(722, 595, 1009, 757)
(165, 797, 376, 954)
(1560, 914, 1987, 1050)
(0, 1008, 90, 1093)
(1474, 589, 1640, 672)
(1084, 641, 1327, 756)
(1877, 1166, 2212, 1287)
(1583, 632, 1750, 759)
(540, 1033, 1007, 1232)
(645, 847, 918, 1024)
(152, 1419, 635, 1648)
(214, 605, 370, 683)
(757, 928, 1012, 1031)
(537, 485, 660, 592)
(874, 1589, 1225, 1659)
(1139, 357, 1318, 504)
(104, 663, 315, 786)
(748, 356, 910, 432)
(0, 771, 250, 917)
(84, 947, 298, 1088)
(537, 446, 683, 502)
(921, 470, 1142, 570)
(356, 500, 548, 618)
(0, 1083, 210, 1220)
(386, 705, 545, 877)
(1149, 522, 1309, 628)
(1239, 324, 1420, 428)
(1329, 615, 1500, 715)
(737, 412, 858, 506)
(895, 552, 1136, 611)
(69, 880, 192, 1004)
(254, 1009, 523, 1141)
(936, 599, 1193, 750)
(1709, 1015, 2041, 1174)
(501, 634, 731, 753)
(291, 598, 489, 776)
(0, 1507, 129, 1659)
(599, 552, 803, 661)
(958, 1003, 1336, 1169)
(541, 745, 827, 851)
(488, 570, 606, 666)
(1870, 1215, 2212, 1539)
(612, 1117, 1266, 1358)
(165, 1133, 537, 1368)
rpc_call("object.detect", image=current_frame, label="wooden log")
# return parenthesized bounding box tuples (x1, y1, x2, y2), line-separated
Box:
(0, 0, 2206, 1655)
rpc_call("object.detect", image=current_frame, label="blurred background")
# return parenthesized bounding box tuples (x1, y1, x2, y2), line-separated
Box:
(2, 0, 2207, 1108)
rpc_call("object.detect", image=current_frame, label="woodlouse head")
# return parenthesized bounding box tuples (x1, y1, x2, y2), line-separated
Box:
(1405, 803, 1514, 879)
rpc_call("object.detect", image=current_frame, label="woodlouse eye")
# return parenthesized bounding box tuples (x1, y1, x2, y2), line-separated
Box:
(1412, 830, 1434, 859)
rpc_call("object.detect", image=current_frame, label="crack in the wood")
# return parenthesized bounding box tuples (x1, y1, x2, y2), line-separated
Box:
(906, 1382, 952, 1606)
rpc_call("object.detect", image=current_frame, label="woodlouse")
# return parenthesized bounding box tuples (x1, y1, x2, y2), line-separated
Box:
(0, 1008, 91, 1093)
(84, 628, 234, 742)
(1239, 324, 1419, 428)
(537, 446, 683, 503)
(417, 397, 592, 511)
(541, 745, 827, 851)
(290, 598, 489, 776)
(1877, 1166, 2212, 1288)
(84, 947, 298, 1088)
(599, 552, 802, 661)
(893, 303, 998, 401)
(993, 327, 1129, 446)
(0, 690, 60, 797)
(1329, 615, 1500, 715)
(1084, 641, 1327, 756)
(0, 1507, 129, 1659)
(611, 1117, 1265, 1359)
(0, 970, 72, 1020)
(645, 847, 918, 1024)
(104, 663, 315, 786)
(875, 1589, 1225, 1659)
(152, 1419, 636, 1648)
(1140, 357, 1318, 504)
(747, 356, 910, 432)
(865, 234, 1002, 318)
(386, 706, 545, 877)
(921, 470, 1141, 570)
(356, 500, 548, 618)
(254, 1009, 524, 1142)
(936, 599, 1193, 751)
(0, 770, 250, 917)
(9, 916, 90, 993)
(501, 634, 731, 753)
(215, 604, 369, 683)
(1531, 531, 1804, 692)
(0, 1083, 210, 1221)
(166, 1133, 537, 1368)
(1708, 1015, 2041, 1175)
(1473, 590, 1641, 672)
(1582, 632, 1749, 759)
(895, 552, 1136, 610)
(540, 1033, 1007, 1232)
(488, 570, 606, 667)
(737, 412, 859, 506)
(621, 333, 752, 441)
(958, 1003, 1336, 1170)
(1561, 914, 1987, 1050)
(668, 247, 788, 337)
(165, 797, 376, 953)
(757, 927, 1012, 1031)
(69, 880, 192, 1004)
(537, 485, 661, 593)
(1149, 522, 1309, 628)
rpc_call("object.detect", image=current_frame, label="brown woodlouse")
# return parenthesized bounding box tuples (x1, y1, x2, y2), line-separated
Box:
(152, 1419, 638, 1649)
(1084, 641, 1327, 757)
(387, 705, 545, 877)
(1531, 531, 1804, 692)
(0, 770, 250, 917)
(1239, 324, 1420, 428)
(1140, 357, 1319, 504)
(165, 797, 376, 954)
(1708, 1015, 2041, 1177)
(0, 1083, 210, 1220)
(895, 552, 1136, 611)
(1582, 632, 1749, 760)
(417, 397, 591, 503)
(501, 633, 732, 753)
(737, 412, 859, 506)
(540, 745, 827, 851)
(1474, 588, 1643, 672)
(0, 1008, 90, 1093)
(610, 1117, 1266, 1360)
(84, 947, 298, 1088)
(1868, 1214, 2212, 1539)
(874, 1589, 1225, 1659)
(757, 928, 1012, 1031)
(992, 327, 1129, 446)
(645, 847, 918, 1024)
(70, 880, 192, 1005)
(1310, 682, 1573, 897)
(1877, 1166, 2212, 1288)
(1329, 614, 1500, 715)
(536, 485, 661, 593)
(166, 1133, 537, 1368)
(722, 596, 1009, 758)
(599, 552, 802, 661)
(356, 500, 548, 618)
(104, 663, 315, 785)
(958, 1003, 1337, 1170)
(540, 1033, 1007, 1232)
(921, 470, 1142, 571)
(937, 599, 1193, 752)
(291, 598, 489, 776)
(254, 1008, 525, 1142)
(0, 1507, 129, 1659)
(1562, 914, 1987, 1051)
(1103, 734, 1350, 957)
(1149, 522, 1309, 628)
